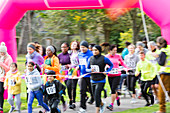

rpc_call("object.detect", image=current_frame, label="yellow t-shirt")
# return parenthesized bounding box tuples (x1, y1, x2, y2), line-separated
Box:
(4, 71, 21, 95)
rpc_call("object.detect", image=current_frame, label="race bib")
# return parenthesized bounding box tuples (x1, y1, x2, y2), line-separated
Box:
(25, 77, 32, 84)
(128, 61, 136, 67)
(110, 68, 118, 74)
(46, 84, 56, 95)
(79, 59, 87, 65)
(61, 65, 68, 71)
(8, 79, 15, 86)
(91, 65, 100, 72)
(71, 59, 79, 66)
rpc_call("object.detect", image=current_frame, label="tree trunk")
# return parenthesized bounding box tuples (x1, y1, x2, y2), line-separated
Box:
(80, 27, 86, 41)
(129, 9, 143, 44)
(18, 11, 32, 54)
(104, 30, 110, 42)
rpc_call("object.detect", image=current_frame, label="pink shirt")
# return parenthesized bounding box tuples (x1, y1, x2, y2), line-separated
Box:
(0, 55, 13, 82)
(106, 53, 127, 77)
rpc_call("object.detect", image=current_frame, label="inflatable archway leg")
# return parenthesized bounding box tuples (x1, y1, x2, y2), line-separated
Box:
(0, 28, 17, 62)
(161, 25, 170, 45)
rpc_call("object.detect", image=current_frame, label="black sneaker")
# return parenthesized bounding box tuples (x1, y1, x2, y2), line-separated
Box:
(87, 97, 94, 104)
(145, 103, 151, 106)
(72, 104, 76, 109)
(116, 97, 120, 106)
(69, 104, 73, 109)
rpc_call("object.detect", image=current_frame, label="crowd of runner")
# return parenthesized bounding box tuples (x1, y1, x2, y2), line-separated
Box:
(0, 36, 169, 113)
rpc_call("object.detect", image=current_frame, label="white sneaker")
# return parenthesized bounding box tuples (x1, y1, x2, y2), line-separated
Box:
(100, 102, 106, 113)
(77, 108, 86, 113)
(130, 98, 138, 104)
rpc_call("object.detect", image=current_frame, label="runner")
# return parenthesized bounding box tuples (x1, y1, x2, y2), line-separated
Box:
(124, 44, 140, 104)
(86, 45, 113, 113)
(135, 51, 155, 106)
(106, 44, 128, 111)
(146, 41, 161, 103)
(154, 36, 170, 113)
(25, 61, 50, 113)
(77, 40, 94, 113)
(58, 42, 71, 111)
(26, 42, 44, 67)
(0, 42, 13, 112)
(4, 63, 21, 113)
(68, 41, 80, 109)
(44, 71, 66, 113)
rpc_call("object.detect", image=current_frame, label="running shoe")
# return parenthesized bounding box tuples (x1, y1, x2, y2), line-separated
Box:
(77, 108, 86, 113)
(130, 98, 138, 104)
(145, 103, 151, 106)
(117, 97, 120, 106)
(106, 104, 113, 111)
(87, 97, 94, 104)
(9, 106, 15, 113)
(100, 102, 106, 113)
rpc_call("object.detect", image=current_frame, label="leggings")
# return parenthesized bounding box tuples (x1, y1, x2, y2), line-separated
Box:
(8, 93, 21, 110)
(0, 82, 4, 109)
(65, 79, 78, 103)
(127, 75, 138, 94)
(49, 99, 60, 113)
(79, 77, 93, 109)
(141, 81, 154, 104)
(108, 76, 121, 94)
(92, 83, 105, 107)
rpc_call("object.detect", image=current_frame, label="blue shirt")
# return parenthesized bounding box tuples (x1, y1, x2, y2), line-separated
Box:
(78, 49, 93, 77)
(121, 48, 129, 60)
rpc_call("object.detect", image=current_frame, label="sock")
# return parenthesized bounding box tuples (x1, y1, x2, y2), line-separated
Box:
(116, 97, 120, 100)
(111, 103, 114, 106)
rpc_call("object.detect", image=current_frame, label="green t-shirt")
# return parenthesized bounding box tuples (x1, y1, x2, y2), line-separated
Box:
(45, 58, 51, 66)
(135, 59, 156, 81)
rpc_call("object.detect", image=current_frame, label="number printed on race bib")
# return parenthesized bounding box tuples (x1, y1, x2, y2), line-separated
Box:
(71, 59, 79, 65)
(79, 59, 87, 65)
(110, 68, 118, 74)
(25, 77, 32, 84)
(128, 61, 135, 67)
(8, 79, 15, 86)
(61, 65, 68, 71)
(46, 84, 56, 94)
(91, 65, 100, 72)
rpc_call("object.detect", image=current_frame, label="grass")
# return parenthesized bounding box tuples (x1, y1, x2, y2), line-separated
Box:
(3, 54, 170, 113)
(116, 103, 170, 113)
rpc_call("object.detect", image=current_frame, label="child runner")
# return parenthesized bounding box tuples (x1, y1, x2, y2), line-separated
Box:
(77, 40, 94, 113)
(68, 41, 80, 109)
(44, 71, 66, 113)
(4, 63, 21, 113)
(124, 44, 140, 104)
(26, 61, 50, 113)
(106, 44, 128, 111)
(135, 51, 155, 106)
(86, 45, 113, 113)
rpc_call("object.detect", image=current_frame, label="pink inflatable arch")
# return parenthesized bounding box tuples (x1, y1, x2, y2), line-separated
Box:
(0, 0, 170, 61)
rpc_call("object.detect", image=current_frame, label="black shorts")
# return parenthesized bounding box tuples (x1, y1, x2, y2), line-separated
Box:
(151, 75, 159, 85)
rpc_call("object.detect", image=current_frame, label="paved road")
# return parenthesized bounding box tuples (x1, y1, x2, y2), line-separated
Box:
(13, 96, 146, 113)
